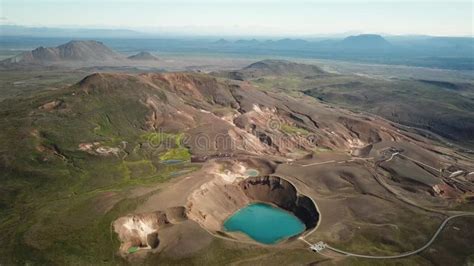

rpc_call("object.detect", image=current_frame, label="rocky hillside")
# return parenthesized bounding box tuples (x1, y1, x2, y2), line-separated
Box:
(303, 78, 474, 149)
(219, 60, 474, 150)
(45, 71, 396, 158)
(4, 70, 469, 173)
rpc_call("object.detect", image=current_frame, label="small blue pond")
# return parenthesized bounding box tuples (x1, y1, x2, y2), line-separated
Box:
(161, 159, 183, 165)
(245, 169, 259, 177)
(223, 203, 305, 244)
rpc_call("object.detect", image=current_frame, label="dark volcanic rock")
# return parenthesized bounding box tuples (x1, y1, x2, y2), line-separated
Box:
(240, 176, 319, 229)
(146, 232, 160, 248)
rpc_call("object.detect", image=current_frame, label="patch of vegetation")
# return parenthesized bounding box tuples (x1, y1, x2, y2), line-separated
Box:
(281, 123, 310, 135)
(345, 256, 432, 265)
(123, 160, 156, 179)
(160, 147, 191, 161)
(0, 69, 89, 101)
(141, 132, 185, 147)
(420, 217, 474, 266)
(128, 246, 139, 254)
(93, 114, 114, 137)
(141, 132, 191, 162)
(329, 212, 440, 259)
(148, 238, 326, 265)
(141, 132, 191, 161)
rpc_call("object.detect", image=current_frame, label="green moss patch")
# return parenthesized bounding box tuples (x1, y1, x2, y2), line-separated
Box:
(141, 132, 185, 147)
(160, 147, 191, 161)
(128, 246, 139, 254)
(281, 124, 310, 135)
(123, 160, 157, 179)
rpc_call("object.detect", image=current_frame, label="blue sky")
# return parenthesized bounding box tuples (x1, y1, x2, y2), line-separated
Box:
(1, 0, 472, 36)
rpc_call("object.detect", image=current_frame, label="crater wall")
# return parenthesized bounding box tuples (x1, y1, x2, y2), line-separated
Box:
(186, 174, 319, 239)
(240, 176, 319, 229)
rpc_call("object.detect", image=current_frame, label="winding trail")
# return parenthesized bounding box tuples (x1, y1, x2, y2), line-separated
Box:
(320, 213, 474, 259)
(298, 151, 474, 259)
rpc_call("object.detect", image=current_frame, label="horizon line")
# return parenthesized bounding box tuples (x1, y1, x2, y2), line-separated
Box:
(1, 24, 472, 39)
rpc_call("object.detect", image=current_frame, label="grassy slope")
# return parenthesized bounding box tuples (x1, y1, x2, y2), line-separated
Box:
(419, 217, 474, 266)
(0, 78, 197, 264)
(0, 69, 90, 101)
(149, 238, 328, 265)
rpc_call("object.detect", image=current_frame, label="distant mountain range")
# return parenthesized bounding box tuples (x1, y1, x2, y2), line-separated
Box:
(0, 25, 147, 38)
(1, 40, 158, 66)
(209, 34, 473, 70)
(212, 34, 470, 53)
(219, 34, 391, 48)
(338, 34, 392, 49)
(1, 29, 472, 69)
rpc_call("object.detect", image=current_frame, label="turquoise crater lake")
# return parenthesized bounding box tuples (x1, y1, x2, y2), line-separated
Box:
(223, 203, 306, 244)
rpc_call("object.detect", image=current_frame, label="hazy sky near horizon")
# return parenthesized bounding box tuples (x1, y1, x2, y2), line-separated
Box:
(1, 0, 472, 36)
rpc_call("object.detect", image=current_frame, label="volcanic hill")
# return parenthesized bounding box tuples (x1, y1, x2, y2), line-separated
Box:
(127, 51, 159, 61)
(1, 40, 124, 65)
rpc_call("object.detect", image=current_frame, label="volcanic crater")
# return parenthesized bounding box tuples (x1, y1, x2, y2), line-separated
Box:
(113, 158, 320, 256)
(187, 175, 320, 242)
